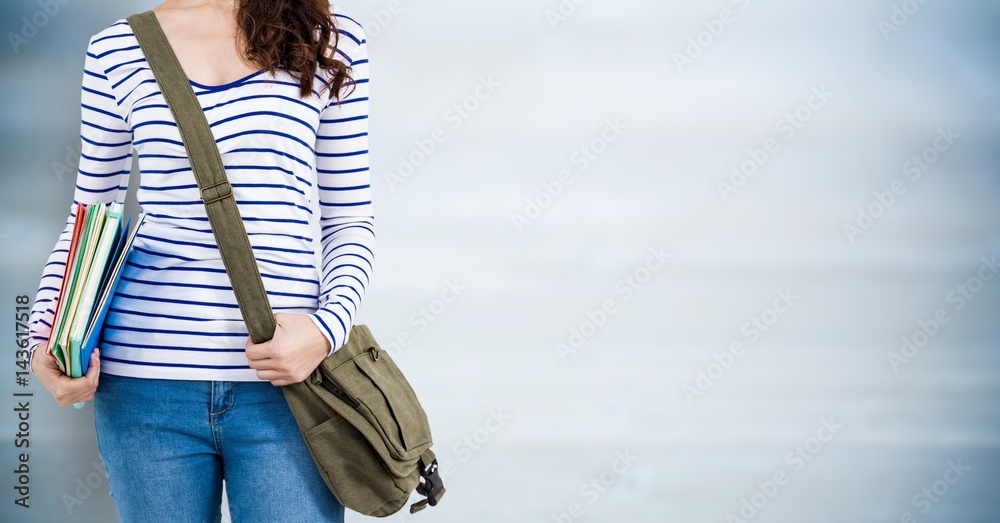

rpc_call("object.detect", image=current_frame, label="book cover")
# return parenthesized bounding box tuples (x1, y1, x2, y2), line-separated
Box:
(79, 212, 146, 376)
(46, 202, 87, 373)
(68, 202, 123, 377)
(55, 202, 105, 359)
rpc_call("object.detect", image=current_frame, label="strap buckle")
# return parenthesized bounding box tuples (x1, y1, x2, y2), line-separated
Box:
(409, 453, 445, 513)
(421, 458, 443, 506)
(201, 180, 233, 204)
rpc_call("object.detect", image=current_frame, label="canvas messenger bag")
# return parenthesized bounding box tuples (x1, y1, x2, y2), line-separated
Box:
(127, 9, 446, 516)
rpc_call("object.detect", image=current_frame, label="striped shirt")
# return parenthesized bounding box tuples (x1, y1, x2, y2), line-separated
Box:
(28, 5, 374, 381)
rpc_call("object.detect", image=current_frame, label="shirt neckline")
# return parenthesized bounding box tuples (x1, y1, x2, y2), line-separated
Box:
(188, 69, 267, 92)
(125, 15, 275, 94)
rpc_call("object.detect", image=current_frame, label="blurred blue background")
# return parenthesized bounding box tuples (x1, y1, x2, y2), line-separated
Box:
(1, 0, 999, 522)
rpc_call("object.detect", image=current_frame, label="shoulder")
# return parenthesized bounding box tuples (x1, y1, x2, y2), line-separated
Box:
(329, 3, 367, 65)
(88, 18, 133, 50)
(330, 3, 365, 42)
(86, 17, 134, 63)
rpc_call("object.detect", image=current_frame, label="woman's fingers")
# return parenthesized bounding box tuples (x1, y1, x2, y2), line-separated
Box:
(83, 349, 101, 388)
(38, 349, 102, 406)
(36, 348, 64, 379)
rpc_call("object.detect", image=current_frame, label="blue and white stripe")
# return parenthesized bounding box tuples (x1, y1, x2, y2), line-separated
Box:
(28, 5, 374, 381)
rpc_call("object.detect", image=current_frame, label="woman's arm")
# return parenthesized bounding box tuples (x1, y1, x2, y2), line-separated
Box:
(27, 34, 134, 377)
(307, 21, 375, 356)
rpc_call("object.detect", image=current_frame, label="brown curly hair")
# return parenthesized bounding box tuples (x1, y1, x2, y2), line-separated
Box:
(236, 0, 356, 102)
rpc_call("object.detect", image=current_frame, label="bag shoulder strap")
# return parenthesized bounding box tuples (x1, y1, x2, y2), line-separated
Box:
(127, 9, 275, 343)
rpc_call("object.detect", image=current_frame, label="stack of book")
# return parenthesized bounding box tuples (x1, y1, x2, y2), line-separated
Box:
(46, 202, 144, 378)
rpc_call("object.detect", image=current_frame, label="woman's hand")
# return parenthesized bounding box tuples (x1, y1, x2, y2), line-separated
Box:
(245, 313, 332, 386)
(31, 346, 101, 406)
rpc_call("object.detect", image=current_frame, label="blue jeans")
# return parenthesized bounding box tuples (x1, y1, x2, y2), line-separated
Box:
(93, 373, 345, 523)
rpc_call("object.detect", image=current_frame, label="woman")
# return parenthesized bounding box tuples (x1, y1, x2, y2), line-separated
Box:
(26, 0, 373, 521)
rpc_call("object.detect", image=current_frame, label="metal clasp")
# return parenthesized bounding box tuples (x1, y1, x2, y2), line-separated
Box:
(201, 180, 233, 204)
(369, 346, 380, 361)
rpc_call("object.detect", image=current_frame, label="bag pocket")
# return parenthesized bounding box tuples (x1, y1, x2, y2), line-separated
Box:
(303, 414, 416, 517)
(325, 346, 433, 461)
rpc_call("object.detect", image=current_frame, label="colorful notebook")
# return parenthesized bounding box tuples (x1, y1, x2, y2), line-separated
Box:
(44, 203, 145, 378)
(68, 202, 123, 377)
(46, 202, 87, 373)
(77, 212, 145, 376)
(51, 203, 97, 372)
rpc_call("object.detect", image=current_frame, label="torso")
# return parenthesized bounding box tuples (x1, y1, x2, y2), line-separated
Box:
(151, 2, 260, 87)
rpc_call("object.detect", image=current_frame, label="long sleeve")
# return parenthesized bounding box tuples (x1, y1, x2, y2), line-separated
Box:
(27, 35, 134, 374)
(307, 23, 375, 356)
